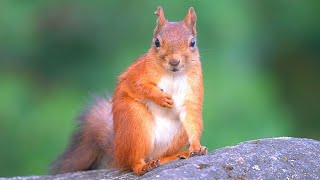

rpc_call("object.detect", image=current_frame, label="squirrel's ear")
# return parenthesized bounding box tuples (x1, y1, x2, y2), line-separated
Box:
(184, 7, 197, 35)
(154, 7, 167, 35)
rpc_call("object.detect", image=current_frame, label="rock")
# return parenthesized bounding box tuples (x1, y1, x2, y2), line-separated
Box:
(1, 137, 319, 180)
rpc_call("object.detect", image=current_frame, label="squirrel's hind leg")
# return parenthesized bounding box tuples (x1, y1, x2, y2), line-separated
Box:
(132, 148, 205, 176)
(113, 97, 155, 174)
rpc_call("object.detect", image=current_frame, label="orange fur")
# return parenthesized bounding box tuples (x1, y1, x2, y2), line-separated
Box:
(51, 7, 206, 176)
(112, 7, 206, 175)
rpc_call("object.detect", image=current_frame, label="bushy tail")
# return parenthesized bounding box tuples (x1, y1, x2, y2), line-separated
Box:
(50, 97, 114, 174)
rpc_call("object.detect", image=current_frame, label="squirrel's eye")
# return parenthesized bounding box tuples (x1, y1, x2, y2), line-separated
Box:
(190, 38, 196, 47)
(155, 38, 160, 48)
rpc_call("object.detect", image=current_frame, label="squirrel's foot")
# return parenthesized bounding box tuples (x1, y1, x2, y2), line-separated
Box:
(176, 146, 207, 160)
(190, 146, 208, 157)
(133, 159, 160, 175)
(177, 150, 191, 159)
(145, 159, 160, 170)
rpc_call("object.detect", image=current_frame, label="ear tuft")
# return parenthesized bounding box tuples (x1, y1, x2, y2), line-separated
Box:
(155, 7, 166, 27)
(154, 6, 167, 35)
(154, 7, 163, 16)
(184, 7, 197, 35)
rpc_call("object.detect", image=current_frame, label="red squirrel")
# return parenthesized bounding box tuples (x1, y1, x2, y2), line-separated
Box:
(51, 7, 206, 176)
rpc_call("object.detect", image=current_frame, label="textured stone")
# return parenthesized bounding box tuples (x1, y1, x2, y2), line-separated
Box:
(1, 137, 319, 180)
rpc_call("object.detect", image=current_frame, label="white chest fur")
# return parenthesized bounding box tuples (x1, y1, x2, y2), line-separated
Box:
(145, 73, 189, 158)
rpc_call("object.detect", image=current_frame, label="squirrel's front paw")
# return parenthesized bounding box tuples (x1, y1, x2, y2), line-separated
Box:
(153, 92, 174, 108)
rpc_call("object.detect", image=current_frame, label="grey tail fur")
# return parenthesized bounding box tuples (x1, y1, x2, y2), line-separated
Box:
(50, 96, 114, 174)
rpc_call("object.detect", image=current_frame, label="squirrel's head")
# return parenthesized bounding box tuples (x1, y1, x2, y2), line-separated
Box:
(149, 7, 199, 73)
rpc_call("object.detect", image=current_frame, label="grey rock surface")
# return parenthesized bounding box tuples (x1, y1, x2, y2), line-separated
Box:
(1, 137, 319, 180)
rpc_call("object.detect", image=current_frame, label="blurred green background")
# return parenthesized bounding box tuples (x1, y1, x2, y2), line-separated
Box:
(0, 1, 319, 177)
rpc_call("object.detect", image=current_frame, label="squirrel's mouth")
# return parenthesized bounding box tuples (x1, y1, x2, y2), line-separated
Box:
(172, 68, 179, 72)
(170, 65, 184, 72)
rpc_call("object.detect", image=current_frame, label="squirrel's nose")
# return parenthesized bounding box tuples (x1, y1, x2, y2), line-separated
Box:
(169, 59, 180, 66)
